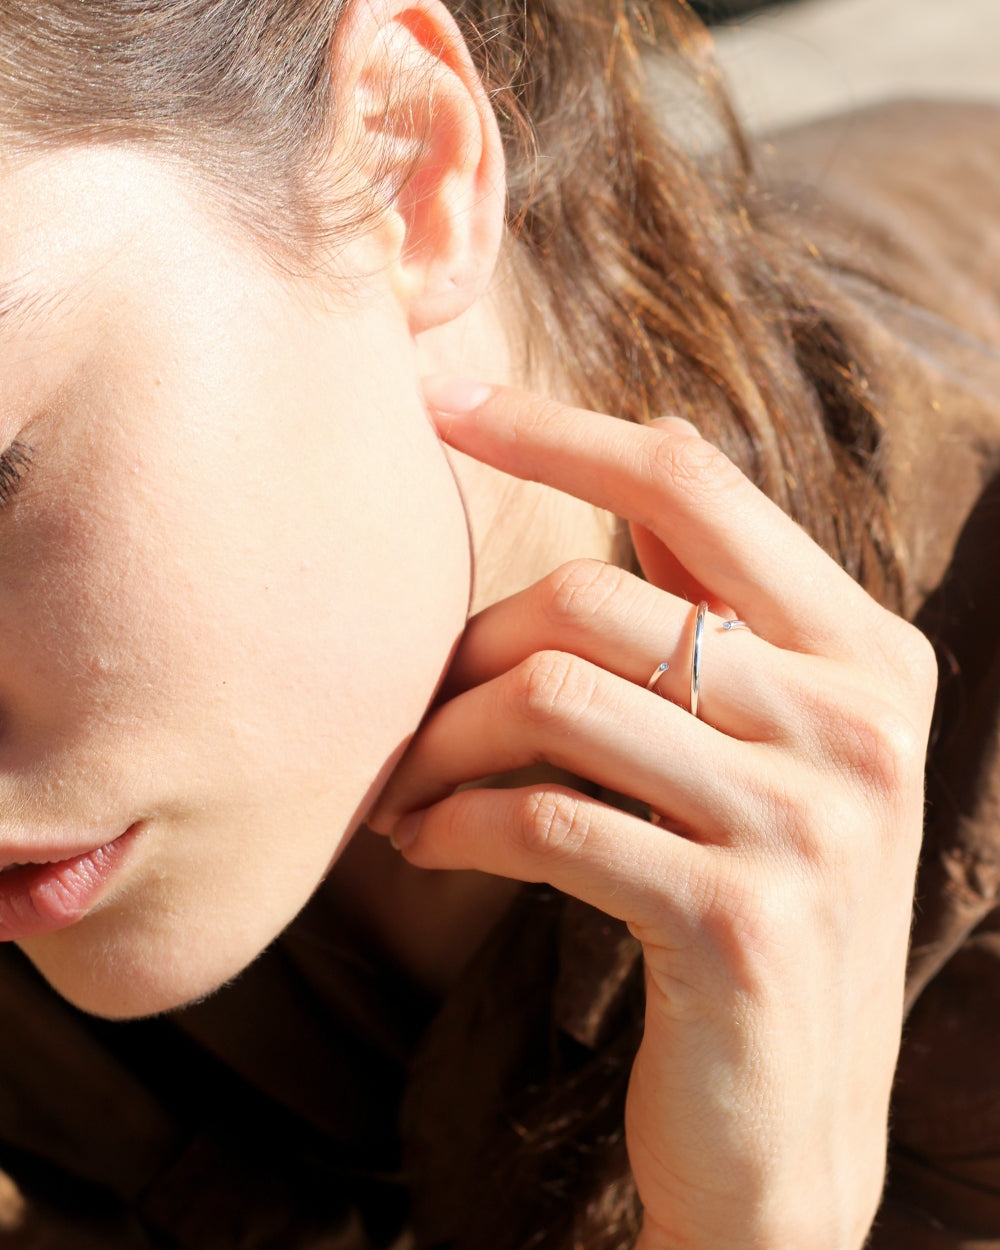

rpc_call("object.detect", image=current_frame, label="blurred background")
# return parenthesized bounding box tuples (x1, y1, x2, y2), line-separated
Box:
(688, 0, 1000, 132)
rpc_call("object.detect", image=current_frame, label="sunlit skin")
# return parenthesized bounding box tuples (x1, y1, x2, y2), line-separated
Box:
(0, 132, 612, 1014)
(0, 1, 942, 1243)
(0, 0, 616, 1016)
(0, 144, 477, 1015)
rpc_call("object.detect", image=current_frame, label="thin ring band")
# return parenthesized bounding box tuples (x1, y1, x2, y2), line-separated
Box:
(690, 600, 708, 718)
(645, 660, 670, 690)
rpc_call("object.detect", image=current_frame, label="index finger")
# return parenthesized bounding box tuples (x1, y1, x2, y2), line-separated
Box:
(423, 377, 876, 656)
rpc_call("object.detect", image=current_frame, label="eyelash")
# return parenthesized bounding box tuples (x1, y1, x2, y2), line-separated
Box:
(0, 441, 34, 509)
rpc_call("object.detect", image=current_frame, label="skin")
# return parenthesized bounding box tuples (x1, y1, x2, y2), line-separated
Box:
(0, 0, 939, 1244)
(0, 0, 610, 1017)
(0, 142, 477, 1015)
(370, 381, 937, 1249)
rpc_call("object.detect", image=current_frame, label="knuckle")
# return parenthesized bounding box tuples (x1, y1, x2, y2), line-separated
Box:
(511, 650, 597, 729)
(820, 711, 901, 798)
(755, 769, 828, 857)
(543, 559, 629, 628)
(832, 696, 929, 797)
(870, 705, 929, 791)
(895, 620, 940, 704)
(872, 613, 939, 708)
(744, 758, 862, 872)
(513, 788, 594, 860)
(796, 638, 934, 801)
(804, 785, 866, 869)
(685, 863, 786, 991)
(646, 428, 740, 504)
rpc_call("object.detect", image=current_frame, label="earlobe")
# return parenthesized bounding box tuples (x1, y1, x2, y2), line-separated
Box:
(332, 0, 506, 333)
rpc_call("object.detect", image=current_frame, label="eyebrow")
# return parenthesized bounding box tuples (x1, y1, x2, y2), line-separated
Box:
(0, 279, 72, 335)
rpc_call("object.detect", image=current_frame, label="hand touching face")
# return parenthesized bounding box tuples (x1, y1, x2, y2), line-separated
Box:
(371, 378, 936, 1250)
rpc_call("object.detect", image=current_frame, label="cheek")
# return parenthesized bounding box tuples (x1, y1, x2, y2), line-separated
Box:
(30, 415, 466, 795)
(0, 155, 474, 1015)
(7, 374, 471, 1017)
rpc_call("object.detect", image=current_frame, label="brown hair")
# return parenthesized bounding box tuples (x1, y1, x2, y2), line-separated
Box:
(461, 0, 903, 608)
(0, 0, 903, 603)
(0, 2, 904, 1247)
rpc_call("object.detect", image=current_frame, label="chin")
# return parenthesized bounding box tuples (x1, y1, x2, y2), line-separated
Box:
(20, 922, 268, 1021)
(36, 954, 246, 1020)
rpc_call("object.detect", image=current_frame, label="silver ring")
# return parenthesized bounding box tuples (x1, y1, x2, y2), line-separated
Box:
(645, 660, 670, 691)
(690, 600, 707, 718)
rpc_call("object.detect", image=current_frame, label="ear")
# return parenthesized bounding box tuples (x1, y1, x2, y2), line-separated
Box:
(331, 0, 506, 334)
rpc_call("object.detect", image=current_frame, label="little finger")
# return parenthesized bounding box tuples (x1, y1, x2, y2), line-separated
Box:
(387, 781, 716, 940)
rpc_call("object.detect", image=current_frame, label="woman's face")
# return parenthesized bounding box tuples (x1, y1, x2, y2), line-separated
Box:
(0, 144, 472, 1017)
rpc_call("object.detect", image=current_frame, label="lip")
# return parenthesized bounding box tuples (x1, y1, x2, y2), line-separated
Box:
(0, 822, 143, 942)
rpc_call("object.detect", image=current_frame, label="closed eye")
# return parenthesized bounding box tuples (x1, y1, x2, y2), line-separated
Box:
(0, 441, 34, 509)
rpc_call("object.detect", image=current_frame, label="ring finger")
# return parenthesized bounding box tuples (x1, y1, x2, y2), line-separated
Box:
(442, 559, 786, 741)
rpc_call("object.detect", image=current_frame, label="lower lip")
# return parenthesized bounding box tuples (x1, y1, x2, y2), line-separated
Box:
(0, 823, 143, 942)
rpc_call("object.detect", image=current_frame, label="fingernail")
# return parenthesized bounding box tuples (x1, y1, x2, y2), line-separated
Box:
(365, 805, 390, 836)
(422, 375, 494, 415)
(389, 811, 423, 852)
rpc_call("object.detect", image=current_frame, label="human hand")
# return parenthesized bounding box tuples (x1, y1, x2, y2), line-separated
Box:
(368, 380, 937, 1250)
